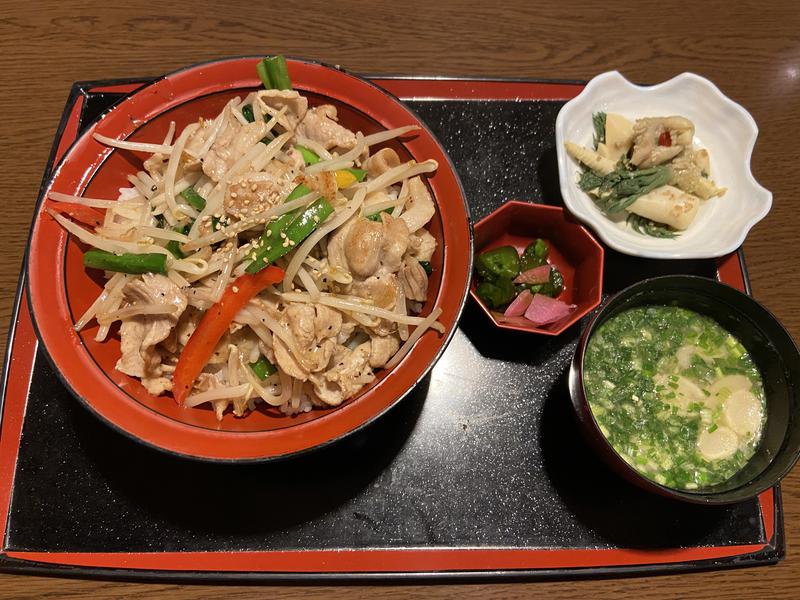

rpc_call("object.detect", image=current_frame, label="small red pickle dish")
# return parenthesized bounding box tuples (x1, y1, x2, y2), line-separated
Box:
(470, 201, 604, 336)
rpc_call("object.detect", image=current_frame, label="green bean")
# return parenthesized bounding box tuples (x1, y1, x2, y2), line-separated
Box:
(83, 250, 167, 275)
(250, 356, 277, 380)
(263, 55, 292, 90)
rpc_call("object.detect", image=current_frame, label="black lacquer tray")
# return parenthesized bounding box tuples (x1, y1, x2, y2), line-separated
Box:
(0, 76, 782, 581)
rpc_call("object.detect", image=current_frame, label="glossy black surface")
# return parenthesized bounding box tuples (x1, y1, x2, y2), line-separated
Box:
(5, 90, 771, 557)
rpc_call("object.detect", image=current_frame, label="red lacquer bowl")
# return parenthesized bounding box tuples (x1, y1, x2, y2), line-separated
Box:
(470, 201, 603, 335)
(27, 57, 472, 462)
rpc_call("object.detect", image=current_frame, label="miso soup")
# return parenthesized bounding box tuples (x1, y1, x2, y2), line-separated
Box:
(584, 306, 765, 490)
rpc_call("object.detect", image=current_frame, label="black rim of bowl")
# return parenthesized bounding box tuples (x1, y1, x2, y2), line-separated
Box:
(569, 274, 800, 504)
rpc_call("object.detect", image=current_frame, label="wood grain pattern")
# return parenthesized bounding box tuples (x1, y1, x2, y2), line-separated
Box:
(0, 0, 798, 596)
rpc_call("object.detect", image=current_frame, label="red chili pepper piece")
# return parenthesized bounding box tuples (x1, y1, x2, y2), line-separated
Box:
(46, 201, 105, 228)
(658, 130, 672, 147)
(172, 266, 285, 405)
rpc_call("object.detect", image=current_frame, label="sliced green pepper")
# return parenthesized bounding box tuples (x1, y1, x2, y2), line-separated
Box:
(250, 356, 277, 380)
(295, 145, 321, 165)
(476, 277, 516, 309)
(83, 249, 167, 275)
(476, 245, 520, 281)
(535, 267, 564, 298)
(519, 238, 549, 271)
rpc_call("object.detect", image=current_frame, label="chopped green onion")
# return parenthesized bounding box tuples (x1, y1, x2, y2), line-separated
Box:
(419, 260, 433, 275)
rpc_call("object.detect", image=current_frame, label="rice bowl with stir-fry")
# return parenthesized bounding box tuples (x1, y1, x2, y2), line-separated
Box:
(44, 55, 445, 421)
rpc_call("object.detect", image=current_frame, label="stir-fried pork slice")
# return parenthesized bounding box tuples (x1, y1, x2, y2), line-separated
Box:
(399, 177, 435, 232)
(338, 213, 410, 279)
(160, 306, 201, 353)
(364, 190, 394, 209)
(274, 304, 345, 379)
(257, 89, 308, 131)
(285, 146, 306, 171)
(399, 257, 429, 302)
(272, 335, 334, 379)
(369, 335, 400, 368)
(297, 105, 357, 150)
(378, 213, 409, 273)
(310, 343, 374, 406)
(313, 305, 343, 340)
(350, 274, 398, 309)
(285, 303, 344, 347)
(223, 160, 298, 218)
(115, 275, 188, 394)
(343, 218, 383, 277)
(303, 171, 338, 201)
(202, 118, 268, 182)
(274, 337, 309, 381)
(365, 148, 401, 177)
(408, 228, 436, 262)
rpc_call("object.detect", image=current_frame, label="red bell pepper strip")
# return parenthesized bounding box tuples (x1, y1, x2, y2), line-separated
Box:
(172, 266, 285, 405)
(46, 201, 105, 228)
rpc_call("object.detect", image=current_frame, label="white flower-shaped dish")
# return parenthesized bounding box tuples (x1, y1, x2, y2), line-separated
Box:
(555, 71, 772, 259)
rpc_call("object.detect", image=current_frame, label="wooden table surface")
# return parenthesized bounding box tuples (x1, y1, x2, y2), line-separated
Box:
(1, 0, 798, 597)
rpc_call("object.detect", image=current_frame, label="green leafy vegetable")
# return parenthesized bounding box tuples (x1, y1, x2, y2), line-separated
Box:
(578, 165, 671, 214)
(626, 213, 679, 239)
(256, 60, 273, 89)
(592, 111, 607, 149)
